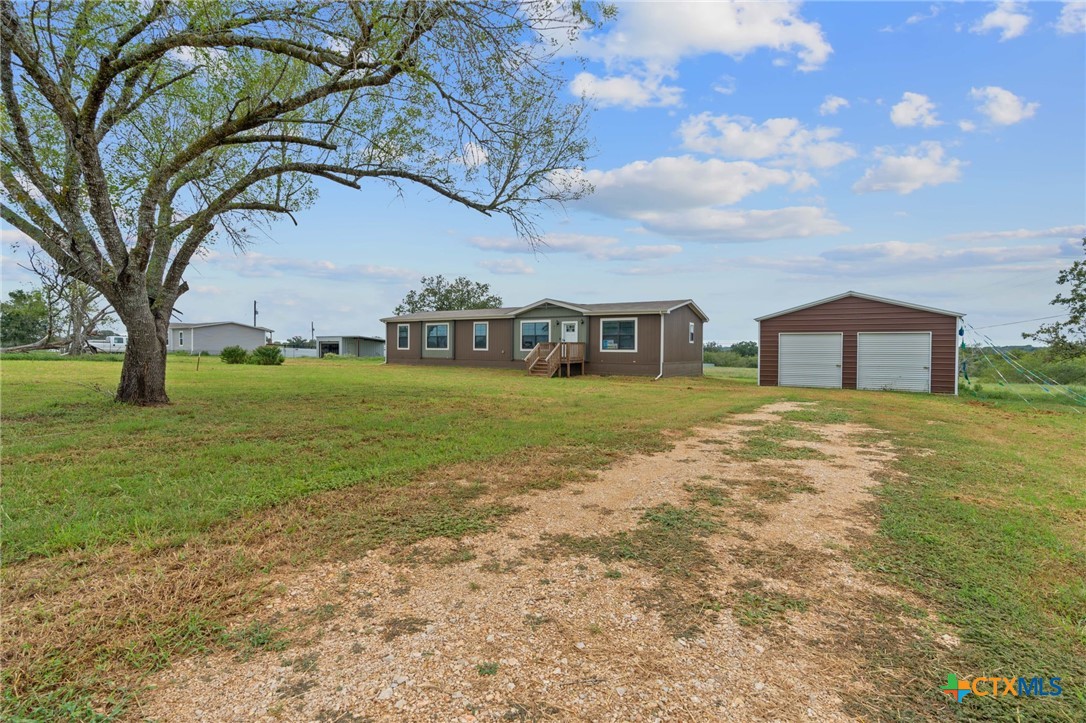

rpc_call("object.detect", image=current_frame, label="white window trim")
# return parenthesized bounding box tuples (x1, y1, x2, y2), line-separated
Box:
(519, 319, 550, 350)
(424, 322, 450, 351)
(178, 330, 184, 348)
(397, 323, 410, 350)
(688, 321, 695, 344)
(600, 317, 638, 353)
(473, 321, 489, 351)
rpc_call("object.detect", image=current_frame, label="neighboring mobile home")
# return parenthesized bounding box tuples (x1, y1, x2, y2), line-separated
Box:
(167, 322, 273, 355)
(755, 291, 964, 394)
(316, 335, 386, 358)
(382, 299, 707, 378)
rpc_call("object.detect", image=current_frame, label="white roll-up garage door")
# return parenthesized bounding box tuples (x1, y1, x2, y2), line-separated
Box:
(857, 332, 931, 392)
(778, 333, 843, 388)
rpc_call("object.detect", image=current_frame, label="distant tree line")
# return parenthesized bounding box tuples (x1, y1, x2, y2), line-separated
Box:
(703, 341, 758, 368)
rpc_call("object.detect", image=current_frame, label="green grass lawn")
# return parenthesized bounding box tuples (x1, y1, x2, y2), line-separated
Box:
(2, 356, 1083, 720)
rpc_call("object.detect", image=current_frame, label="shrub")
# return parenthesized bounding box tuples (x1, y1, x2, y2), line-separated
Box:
(322, 353, 338, 359)
(220, 345, 248, 364)
(248, 345, 284, 366)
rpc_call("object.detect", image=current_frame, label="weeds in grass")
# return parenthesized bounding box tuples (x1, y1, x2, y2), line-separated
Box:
(683, 482, 730, 507)
(603, 569, 623, 579)
(224, 621, 289, 661)
(730, 430, 829, 462)
(780, 408, 851, 424)
(533, 503, 721, 636)
(477, 662, 499, 676)
(380, 616, 429, 642)
(523, 614, 550, 630)
(732, 580, 809, 628)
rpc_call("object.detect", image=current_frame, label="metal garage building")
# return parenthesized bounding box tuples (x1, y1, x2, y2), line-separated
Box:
(755, 292, 964, 395)
(315, 335, 386, 358)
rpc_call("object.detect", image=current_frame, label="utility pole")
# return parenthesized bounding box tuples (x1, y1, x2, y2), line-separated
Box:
(311, 321, 315, 341)
(253, 300, 258, 327)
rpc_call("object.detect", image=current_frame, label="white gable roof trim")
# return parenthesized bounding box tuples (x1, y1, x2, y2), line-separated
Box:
(754, 291, 965, 322)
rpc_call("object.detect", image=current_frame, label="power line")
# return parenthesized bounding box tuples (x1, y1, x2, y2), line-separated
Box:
(974, 314, 1067, 330)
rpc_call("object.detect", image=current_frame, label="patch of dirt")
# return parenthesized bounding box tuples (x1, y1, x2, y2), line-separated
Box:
(132, 401, 948, 722)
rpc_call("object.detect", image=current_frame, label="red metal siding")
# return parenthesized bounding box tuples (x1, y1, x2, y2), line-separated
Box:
(758, 297, 958, 394)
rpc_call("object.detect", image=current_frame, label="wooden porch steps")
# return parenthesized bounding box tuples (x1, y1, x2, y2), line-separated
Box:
(525, 342, 585, 378)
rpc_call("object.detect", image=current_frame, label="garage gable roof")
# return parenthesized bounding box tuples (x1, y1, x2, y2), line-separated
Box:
(754, 291, 964, 322)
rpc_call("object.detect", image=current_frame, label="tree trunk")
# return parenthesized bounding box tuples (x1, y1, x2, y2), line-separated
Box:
(115, 305, 170, 405)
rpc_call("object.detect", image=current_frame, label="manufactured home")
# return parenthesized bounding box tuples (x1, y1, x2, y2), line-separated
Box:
(167, 322, 273, 355)
(755, 291, 964, 394)
(382, 299, 707, 378)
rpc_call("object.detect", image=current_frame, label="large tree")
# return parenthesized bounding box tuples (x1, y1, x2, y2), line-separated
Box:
(1024, 238, 1086, 359)
(1, 0, 594, 403)
(394, 274, 501, 314)
(0, 288, 48, 347)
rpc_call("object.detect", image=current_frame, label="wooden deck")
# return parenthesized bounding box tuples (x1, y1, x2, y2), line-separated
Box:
(525, 342, 585, 377)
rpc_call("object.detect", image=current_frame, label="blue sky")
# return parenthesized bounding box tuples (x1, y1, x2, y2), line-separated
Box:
(4, 1, 1085, 345)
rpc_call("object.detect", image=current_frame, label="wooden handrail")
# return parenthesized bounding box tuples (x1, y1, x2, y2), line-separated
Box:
(545, 343, 561, 376)
(525, 341, 585, 376)
(525, 344, 541, 369)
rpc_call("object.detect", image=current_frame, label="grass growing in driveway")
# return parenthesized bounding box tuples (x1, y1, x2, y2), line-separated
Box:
(2, 357, 1084, 720)
(1, 357, 763, 561)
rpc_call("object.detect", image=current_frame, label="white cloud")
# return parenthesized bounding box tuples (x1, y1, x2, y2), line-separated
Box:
(573, 156, 796, 216)
(971, 2, 1031, 41)
(890, 92, 942, 128)
(679, 113, 856, 169)
(958, 120, 977, 132)
(460, 142, 488, 168)
(205, 251, 415, 282)
(0, 227, 34, 245)
(853, 142, 964, 195)
(569, 70, 682, 109)
(633, 206, 848, 241)
(819, 95, 849, 116)
(479, 258, 535, 275)
(740, 239, 1077, 277)
(561, 155, 846, 242)
(943, 224, 1086, 243)
(1056, 2, 1086, 34)
(573, 2, 832, 72)
(713, 74, 737, 96)
(907, 5, 942, 25)
(969, 86, 1039, 125)
(470, 233, 682, 262)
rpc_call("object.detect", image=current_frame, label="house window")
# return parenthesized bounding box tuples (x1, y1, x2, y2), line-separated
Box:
(178, 330, 184, 347)
(600, 318, 637, 352)
(689, 322, 696, 344)
(397, 324, 409, 350)
(473, 322, 489, 351)
(425, 323, 449, 350)
(521, 320, 549, 350)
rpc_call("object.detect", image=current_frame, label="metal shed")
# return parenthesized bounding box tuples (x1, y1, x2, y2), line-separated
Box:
(315, 335, 385, 358)
(755, 292, 964, 395)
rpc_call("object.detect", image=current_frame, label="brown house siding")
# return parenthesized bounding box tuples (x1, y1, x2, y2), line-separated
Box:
(758, 297, 959, 394)
(453, 319, 515, 362)
(585, 314, 661, 376)
(385, 302, 705, 378)
(385, 322, 422, 361)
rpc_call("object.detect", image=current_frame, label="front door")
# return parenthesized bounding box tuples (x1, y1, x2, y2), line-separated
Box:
(561, 321, 579, 342)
